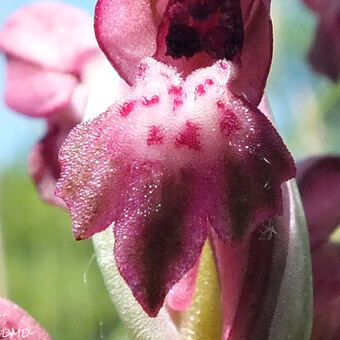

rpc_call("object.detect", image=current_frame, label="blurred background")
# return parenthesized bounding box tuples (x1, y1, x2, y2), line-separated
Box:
(0, 0, 339, 339)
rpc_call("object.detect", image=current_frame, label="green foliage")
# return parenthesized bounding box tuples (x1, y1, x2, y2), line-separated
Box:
(0, 168, 127, 340)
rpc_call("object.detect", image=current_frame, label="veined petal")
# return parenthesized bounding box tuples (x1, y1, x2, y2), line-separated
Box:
(230, 0, 273, 105)
(0, 298, 51, 339)
(57, 58, 294, 315)
(0, 2, 98, 74)
(296, 156, 340, 247)
(94, 0, 158, 85)
(3, 57, 77, 117)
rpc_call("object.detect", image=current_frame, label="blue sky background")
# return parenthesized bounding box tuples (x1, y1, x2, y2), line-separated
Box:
(0, 0, 332, 170)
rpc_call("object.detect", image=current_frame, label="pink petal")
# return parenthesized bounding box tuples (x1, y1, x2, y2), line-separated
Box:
(94, 0, 158, 85)
(296, 156, 340, 247)
(0, 2, 98, 74)
(3, 57, 77, 117)
(0, 297, 51, 339)
(230, 0, 273, 105)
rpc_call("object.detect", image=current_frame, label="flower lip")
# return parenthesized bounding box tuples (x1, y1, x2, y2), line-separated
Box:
(56, 58, 295, 316)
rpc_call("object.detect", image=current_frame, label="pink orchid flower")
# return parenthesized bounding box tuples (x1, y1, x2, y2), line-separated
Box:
(0, 2, 104, 205)
(0, 297, 51, 339)
(302, 0, 340, 81)
(53, 1, 312, 338)
(297, 156, 340, 340)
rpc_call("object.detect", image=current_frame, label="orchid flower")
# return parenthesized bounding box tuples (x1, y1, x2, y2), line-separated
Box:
(0, 297, 51, 339)
(0, 1, 313, 339)
(302, 0, 340, 81)
(297, 156, 340, 339)
(0, 2, 106, 205)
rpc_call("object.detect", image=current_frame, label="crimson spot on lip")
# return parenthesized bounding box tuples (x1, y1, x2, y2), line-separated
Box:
(168, 85, 183, 96)
(195, 83, 206, 96)
(137, 63, 148, 77)
(217, 100, 242, 138)
(175, 121, 201, 150)
(141, 95, 160, 106)
(119, 100, 136, 117)
(173, 98, 184, 110)
(147, 126, 165, 146)
(168, 85, 184, 110)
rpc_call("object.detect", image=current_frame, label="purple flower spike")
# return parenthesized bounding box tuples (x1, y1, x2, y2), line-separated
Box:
(56, 58, 295, 316)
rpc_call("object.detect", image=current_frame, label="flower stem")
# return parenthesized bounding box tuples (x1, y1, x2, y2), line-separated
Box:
(179, 239, 222, 340)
